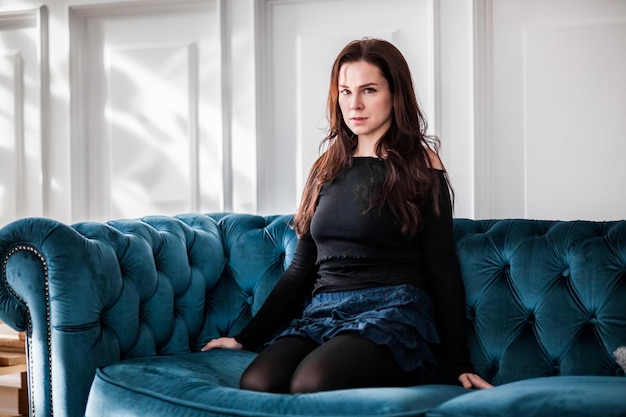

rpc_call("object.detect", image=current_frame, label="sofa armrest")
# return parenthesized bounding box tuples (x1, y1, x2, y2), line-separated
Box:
(0, 218, 128, 416)
(0, 215, 226, 417)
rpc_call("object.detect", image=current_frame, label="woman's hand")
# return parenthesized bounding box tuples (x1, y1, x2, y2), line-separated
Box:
(458, 373, 493, 389)
(201, 337, 243, 351)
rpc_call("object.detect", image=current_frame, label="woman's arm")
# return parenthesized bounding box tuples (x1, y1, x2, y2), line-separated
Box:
(420, 170, 476, 381)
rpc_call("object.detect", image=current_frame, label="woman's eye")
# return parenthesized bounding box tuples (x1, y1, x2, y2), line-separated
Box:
(364, 88, 376, 94)
(340, 89, 350, 95)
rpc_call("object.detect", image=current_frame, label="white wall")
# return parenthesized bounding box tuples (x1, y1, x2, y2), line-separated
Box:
(485, 0, 626, 220)
(0, 0, 624, 226)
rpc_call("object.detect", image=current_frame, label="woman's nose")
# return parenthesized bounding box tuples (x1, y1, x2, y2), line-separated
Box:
(350, 93, 363, 109)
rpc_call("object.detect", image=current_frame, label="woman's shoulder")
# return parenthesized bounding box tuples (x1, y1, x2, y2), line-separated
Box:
(425, 147, 444, 170)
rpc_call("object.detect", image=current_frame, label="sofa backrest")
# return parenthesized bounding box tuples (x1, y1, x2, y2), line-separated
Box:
(71, 212, 297, 358)
(198, 215, 626, 384)
(2, 213, 625, 417)
(98, 214, 625, 383)
(454, 219, 626, 385)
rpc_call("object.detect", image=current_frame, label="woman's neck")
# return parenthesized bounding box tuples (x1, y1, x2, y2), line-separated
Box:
(353, 138, 380, 158)
(353, 142, 386, 158)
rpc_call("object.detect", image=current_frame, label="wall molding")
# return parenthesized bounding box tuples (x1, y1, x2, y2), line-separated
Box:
(429, 0, 442, 138)
(12, 52, 24, 218)
(217, 0, 232, 212)
(472, 0, 494, 218)
(0, 52, 23, 220)
(253, 0, 275, 213)
(0, 9, 37, 28)
(38, 6, 50, 219)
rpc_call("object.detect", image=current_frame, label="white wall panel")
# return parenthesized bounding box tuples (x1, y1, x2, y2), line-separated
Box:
(107, 44, 196, 218)
(436, 1, 475, 219)
(0, 7, 46, 226)
(488, 0, 626, 220)
(0, 52, 20, 224)
(69, 1, 222, 221)
(525, 22, 626, 220)
(257, 0, 436, 215)
(222, 0, 257, 214)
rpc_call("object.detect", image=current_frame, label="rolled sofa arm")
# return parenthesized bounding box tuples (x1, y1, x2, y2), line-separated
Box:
(0, 215, 225, 417)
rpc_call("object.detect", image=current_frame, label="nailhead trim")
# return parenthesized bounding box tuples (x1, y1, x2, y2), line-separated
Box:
(3, 245, 52, 417)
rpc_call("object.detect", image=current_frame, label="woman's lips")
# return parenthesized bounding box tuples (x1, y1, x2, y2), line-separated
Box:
(351, 117, 367, 124)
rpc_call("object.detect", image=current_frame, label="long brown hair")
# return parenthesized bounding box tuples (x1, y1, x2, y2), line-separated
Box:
(293, 38, 445, 237)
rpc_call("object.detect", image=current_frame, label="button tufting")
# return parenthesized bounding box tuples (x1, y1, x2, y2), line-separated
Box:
(246, 296, 254, 305)
(562, 269, 570, 278)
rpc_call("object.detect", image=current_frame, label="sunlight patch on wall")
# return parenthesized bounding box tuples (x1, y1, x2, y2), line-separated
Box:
(106, 44, 192, 218)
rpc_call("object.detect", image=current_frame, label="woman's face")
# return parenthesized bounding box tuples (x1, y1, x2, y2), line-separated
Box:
(338, 60, 393, 144)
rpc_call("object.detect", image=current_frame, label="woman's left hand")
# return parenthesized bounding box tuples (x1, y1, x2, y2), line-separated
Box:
(458, 373, 493, 389)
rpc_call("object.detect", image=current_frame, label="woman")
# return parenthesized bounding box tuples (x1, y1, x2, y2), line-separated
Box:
(202, 38, 492, 393)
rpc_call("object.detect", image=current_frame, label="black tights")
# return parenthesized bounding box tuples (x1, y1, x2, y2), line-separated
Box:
(240, 334, 415, 393)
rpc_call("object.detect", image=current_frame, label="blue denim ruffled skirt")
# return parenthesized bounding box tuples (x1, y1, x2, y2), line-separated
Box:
(272, 284, 441, 372)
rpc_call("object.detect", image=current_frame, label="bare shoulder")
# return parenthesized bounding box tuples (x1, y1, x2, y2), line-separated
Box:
(425, 147, 444, 170)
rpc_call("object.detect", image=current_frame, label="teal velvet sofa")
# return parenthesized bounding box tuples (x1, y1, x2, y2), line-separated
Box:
(0, 213, 625, 417)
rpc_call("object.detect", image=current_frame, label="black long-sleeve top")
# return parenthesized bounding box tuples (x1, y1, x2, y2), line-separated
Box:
(235, 157, 473, 380)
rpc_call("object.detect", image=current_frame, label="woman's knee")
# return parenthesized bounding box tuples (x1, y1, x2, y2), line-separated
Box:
(240, 362, 286, 393)
(290, 333, 407, 393)
(290, 365, 333, 393)
(240, 336, 318, 393)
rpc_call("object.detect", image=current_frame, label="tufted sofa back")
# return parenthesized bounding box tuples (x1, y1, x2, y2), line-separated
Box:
(454, 219, 626, 385)
(1, 214, 625, 417)
(68, 213, 298, 358)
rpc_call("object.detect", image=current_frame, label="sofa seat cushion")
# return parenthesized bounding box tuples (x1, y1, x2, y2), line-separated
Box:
(428, 376, 626, 417)
(85, 349, 469, 417)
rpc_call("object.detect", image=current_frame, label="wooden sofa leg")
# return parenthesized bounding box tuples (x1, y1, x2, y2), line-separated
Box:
(18, 371, 27, 416)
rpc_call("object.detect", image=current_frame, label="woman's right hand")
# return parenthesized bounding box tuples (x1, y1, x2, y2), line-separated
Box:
(201, 337, 243, 351)
(458, 373, 493, 389)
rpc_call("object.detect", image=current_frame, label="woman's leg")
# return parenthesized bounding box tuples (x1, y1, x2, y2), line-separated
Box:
(240, 336, 318, 393)
(290, 332, 411, 393)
